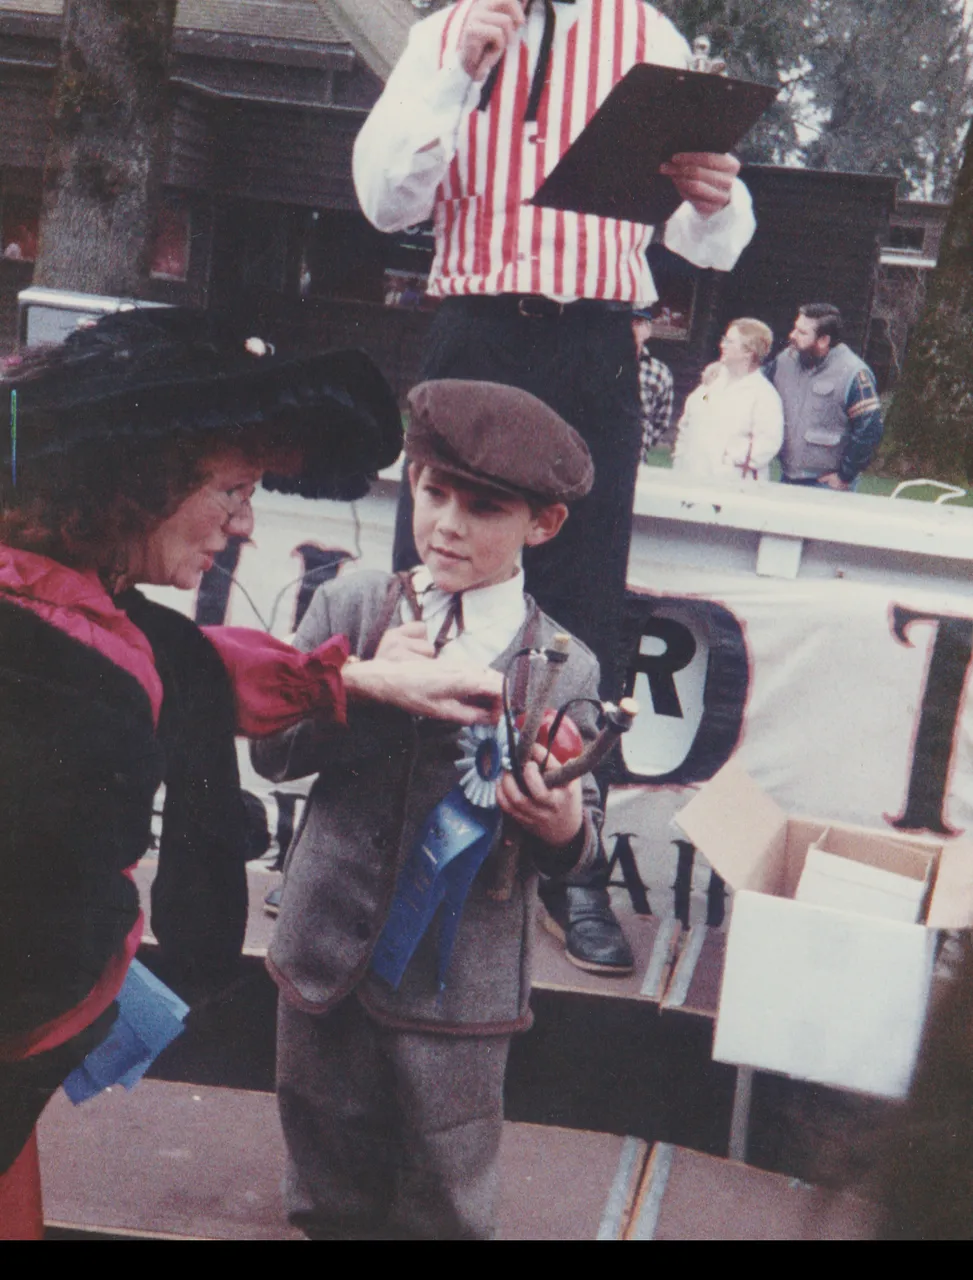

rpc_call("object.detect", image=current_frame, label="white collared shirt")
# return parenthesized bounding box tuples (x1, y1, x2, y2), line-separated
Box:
(407, 565, 528, 667)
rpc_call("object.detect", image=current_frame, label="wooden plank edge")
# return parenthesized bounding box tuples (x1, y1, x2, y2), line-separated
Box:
(595, 1136, 650, 1241)
(640, 917, 682, 1001)
(44, 1218, 212, 1242)
(660, 924, 708, 1010)
(624, 1142, 675, 1241)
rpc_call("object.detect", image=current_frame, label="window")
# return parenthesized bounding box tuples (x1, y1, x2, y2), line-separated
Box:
(150, 193, 192, 282)
(888, 224, 926, 253)
(302, 210, 436, 306)
(646, 243, 697, 341)
(1, 195, 39, 263)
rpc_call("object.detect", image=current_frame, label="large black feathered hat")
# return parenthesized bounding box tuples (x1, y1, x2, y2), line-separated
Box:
(1, 306, 403, 500)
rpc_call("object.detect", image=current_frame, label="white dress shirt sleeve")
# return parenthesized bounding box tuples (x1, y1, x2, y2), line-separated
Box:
(352, 16, 481, 234)
(663, 176, 757, 271)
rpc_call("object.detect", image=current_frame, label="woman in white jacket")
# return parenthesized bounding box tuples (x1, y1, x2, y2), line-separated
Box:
(672, 318, 784, 481)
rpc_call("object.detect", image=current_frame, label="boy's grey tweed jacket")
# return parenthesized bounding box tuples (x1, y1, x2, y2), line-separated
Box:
(252, 570, 605, 1036)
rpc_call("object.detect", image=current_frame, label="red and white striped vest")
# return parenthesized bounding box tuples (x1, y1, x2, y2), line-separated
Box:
(429, 0, 688, 302)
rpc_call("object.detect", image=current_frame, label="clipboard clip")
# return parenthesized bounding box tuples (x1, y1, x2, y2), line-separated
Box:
(689, 36, 727, 76)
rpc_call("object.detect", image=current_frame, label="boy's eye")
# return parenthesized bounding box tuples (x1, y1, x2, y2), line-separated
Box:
(471, 493, 511, 514)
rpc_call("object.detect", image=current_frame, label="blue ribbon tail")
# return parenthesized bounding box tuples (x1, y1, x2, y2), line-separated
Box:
(371, 789, 500, 991)
(62, 960, 190, 1105)
(435, 808, 502, 990)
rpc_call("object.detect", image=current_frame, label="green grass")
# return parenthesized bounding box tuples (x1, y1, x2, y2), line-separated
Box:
(642, 447, 973, 506)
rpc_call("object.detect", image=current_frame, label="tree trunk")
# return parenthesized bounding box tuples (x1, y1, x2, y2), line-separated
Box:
(883, 120, 973, 483)
(32, 0, 177, 297)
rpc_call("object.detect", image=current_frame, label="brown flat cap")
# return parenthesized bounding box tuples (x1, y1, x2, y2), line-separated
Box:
(405, 380, 594, 503)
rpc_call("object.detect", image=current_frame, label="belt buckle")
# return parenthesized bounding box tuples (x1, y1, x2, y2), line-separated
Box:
(517, 295, 563, 319)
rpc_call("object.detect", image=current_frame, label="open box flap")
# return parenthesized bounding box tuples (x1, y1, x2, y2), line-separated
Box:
(812, 828, 935, 883)
(927, 839, 973, 928)
(676, 760, 788, 891)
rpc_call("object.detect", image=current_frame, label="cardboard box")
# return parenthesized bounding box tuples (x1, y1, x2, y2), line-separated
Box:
(676, 761, 973, 1098)
(795, 829, 933, 924)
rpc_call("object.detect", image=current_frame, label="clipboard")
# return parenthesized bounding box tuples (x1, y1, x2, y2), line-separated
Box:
(530, 63, 778, 225)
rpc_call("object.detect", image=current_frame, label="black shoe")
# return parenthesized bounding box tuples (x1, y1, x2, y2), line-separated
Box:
(539, 885, 634, 976)
(264, 885, 283, 917)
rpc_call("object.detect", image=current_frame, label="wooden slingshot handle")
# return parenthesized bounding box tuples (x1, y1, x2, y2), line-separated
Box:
(487, 677, 639, 902)
(488, 634, 570, 903)
(543, 697, 639, 788)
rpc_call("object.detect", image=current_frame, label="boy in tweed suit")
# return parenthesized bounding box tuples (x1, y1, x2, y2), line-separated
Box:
(252, 380, 606, 1240)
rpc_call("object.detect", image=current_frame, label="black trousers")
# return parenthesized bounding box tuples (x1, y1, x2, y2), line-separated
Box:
(394, 296, 642, 704)
(394, 297, 642, 894)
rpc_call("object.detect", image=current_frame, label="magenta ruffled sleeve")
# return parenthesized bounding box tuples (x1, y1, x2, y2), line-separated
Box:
(202, 626, 350, 737)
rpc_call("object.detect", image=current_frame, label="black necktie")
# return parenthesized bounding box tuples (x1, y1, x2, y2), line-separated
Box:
(478, 0, 575, 122)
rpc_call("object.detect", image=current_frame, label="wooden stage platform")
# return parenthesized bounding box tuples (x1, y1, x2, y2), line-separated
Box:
(27, 859, 879, 1239)
(38, 1082, 646, 1241)
(37, 1080, 874, 1241)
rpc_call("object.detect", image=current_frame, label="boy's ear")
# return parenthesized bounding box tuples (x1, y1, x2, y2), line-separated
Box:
(407, 461, 422, 497)
(524, 502, 569, 547)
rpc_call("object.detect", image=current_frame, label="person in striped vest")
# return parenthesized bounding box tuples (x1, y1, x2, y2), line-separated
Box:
(353, 0, 756, 976)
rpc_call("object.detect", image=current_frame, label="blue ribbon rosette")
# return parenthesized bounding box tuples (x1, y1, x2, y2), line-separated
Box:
(370, 719, 513, 991)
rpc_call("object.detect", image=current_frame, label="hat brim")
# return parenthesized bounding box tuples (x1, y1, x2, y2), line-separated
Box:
(3, 313, 403, 502)
(404, 441, 550, 503)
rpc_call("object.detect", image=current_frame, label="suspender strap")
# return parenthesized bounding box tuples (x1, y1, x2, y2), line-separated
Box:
(360, 572, 416, 661)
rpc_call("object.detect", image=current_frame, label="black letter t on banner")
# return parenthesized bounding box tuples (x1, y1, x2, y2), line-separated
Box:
(891, 607, 973, 835)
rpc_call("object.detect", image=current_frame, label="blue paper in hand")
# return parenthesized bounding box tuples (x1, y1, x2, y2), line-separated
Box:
(63, 960, 190, 1104)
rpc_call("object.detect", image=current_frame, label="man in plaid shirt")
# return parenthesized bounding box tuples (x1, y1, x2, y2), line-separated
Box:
(633, 308, 674, 459)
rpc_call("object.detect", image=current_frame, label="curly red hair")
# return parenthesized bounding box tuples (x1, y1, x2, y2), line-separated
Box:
(0, 425, 296, 575)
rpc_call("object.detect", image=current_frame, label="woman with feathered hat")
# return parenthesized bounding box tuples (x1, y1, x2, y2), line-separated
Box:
(0, 307, 502, 1237)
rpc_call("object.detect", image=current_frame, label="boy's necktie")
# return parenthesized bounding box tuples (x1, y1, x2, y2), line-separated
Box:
(432, 593, 464, 655)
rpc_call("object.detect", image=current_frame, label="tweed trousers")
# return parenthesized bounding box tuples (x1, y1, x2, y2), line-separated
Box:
(277, 996, 511, 1240)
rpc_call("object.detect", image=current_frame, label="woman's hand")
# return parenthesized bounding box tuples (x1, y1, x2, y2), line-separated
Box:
(374, 621, 437, 663)
(343, 657, 503, 724)
(496, 744, 584, 848)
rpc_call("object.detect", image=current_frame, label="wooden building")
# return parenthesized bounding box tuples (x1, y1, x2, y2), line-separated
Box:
(867, 198, 949, 391)
(1, 0, 899, 414)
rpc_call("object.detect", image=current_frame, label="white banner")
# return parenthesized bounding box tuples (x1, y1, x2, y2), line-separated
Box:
(611, 565, 973, 926)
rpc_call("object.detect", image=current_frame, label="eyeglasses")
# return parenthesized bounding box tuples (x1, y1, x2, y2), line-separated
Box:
(209, 481, 256, 524)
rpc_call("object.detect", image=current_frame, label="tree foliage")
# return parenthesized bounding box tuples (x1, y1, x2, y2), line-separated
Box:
(883, 119, 973, 481)
(657, 0, 973, 198)
(33, 0, 177, 296)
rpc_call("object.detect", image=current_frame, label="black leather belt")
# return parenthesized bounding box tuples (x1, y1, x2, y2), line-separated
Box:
(442, 295, 633, 320)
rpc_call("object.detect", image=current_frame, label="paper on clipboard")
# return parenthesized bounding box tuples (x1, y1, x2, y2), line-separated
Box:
(530, 63, 778, 225)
